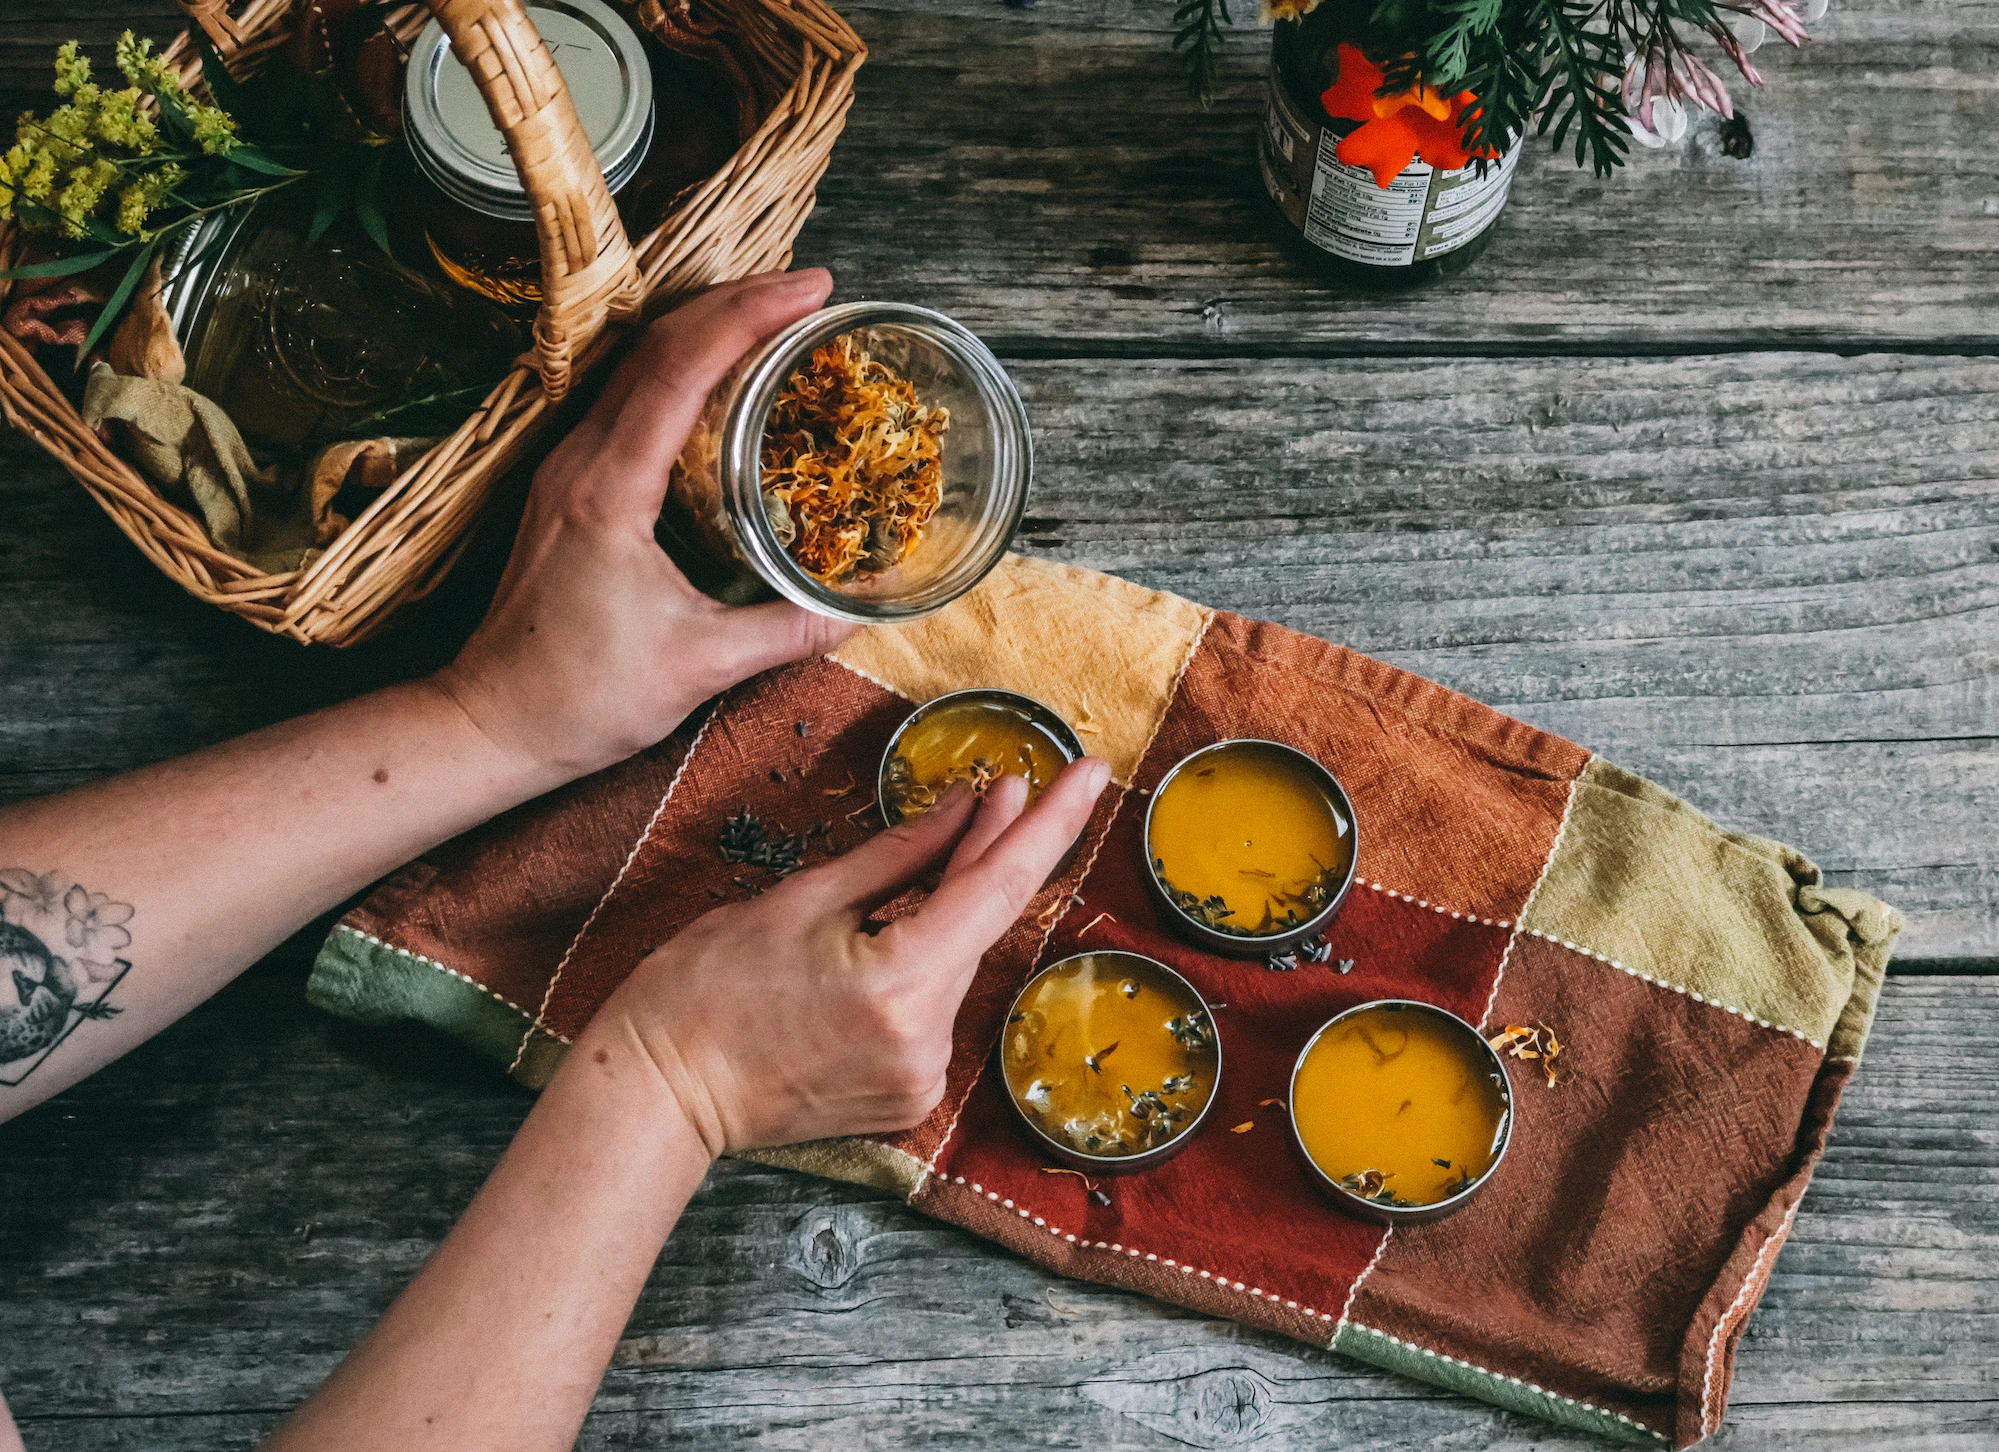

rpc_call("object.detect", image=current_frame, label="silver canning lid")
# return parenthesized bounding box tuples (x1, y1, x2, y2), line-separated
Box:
(404, 0, 654, 222)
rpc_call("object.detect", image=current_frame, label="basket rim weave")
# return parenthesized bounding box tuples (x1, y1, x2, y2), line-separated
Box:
(0, 0, 864, 645)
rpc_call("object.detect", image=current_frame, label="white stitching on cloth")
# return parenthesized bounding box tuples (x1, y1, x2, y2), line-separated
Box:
(1359, 878, 1515, 928)
(505, 706, 718, 1075)
(917, 609, 1215, 1193)
(335, 925, 567, 1041)
(1700, 1194, 1803, 1438)
(1477, 771, 1583, 1032)
(1518, 928, 1826, 1048)
(1333, 1225, 1394, 1338)
(1341, 1321, 1669, 1442)
(824, 655, 915, 702)
(943, 1177, 1343, 1321)
(934, 1184, 1669, 1442)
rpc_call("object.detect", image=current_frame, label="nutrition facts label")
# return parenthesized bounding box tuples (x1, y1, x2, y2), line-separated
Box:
(1260, 75, 1519, 269)
(1303, 144, 1519, 266)
(1304, 155, 1432, 266)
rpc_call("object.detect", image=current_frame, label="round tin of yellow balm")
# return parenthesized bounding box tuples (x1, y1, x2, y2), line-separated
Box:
(1143, 738, 1358, 958)
(999, 950, 1222, 1174)
(1288, 1000, 1513, 1225)
(879, 688, 1083, 826)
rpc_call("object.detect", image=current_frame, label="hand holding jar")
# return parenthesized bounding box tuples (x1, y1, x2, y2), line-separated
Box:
(434, 270, 855, 791)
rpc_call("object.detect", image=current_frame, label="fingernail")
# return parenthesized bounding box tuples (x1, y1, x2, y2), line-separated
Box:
(1079, 758, 1111, 795)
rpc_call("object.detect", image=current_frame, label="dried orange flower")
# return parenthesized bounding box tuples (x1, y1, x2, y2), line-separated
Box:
(1487, 1021, 1564, 1087)
(761, 334, 948, 585)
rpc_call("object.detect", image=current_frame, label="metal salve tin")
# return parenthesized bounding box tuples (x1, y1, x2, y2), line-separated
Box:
(1288, 999, 1514, 1226)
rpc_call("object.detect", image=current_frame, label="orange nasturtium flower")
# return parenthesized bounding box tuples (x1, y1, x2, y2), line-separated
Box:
(1319, 44, 1496, 188)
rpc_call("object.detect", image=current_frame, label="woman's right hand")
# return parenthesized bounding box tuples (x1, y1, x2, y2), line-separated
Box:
(587, 757, 1112, 1158)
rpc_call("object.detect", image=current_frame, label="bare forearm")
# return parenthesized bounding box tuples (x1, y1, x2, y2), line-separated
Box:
(265, 1020, 710, 1451)
(0, 676, 561, 1118)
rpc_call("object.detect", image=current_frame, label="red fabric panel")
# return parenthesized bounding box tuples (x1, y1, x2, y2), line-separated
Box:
(925, 884, 1512, 1340)
(912, 613, 1570, 1350)
(1180, 614, 1587, 921)
(344, 724, 700, 1020)
(539, 658, 906, 1042)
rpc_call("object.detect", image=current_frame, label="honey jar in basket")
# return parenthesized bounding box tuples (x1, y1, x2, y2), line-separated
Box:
(404, 0, 742, 308)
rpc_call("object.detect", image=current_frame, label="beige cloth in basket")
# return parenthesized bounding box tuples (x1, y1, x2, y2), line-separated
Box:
(81, 363, 427, 575)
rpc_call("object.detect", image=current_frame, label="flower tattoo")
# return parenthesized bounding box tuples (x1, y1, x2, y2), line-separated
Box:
(64, 885, 135, 964)
(0, 868, 131, 1081)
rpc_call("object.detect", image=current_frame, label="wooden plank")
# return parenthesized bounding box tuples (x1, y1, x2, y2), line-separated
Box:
(797, 2, 1999, 351)
(3, 348, 1992, 959)
(3, 1, 1996, 350)
(0, 969, 1991, 1449)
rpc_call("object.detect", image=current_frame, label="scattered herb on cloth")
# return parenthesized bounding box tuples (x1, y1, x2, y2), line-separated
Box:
(1487, 1021, 1565, 1087)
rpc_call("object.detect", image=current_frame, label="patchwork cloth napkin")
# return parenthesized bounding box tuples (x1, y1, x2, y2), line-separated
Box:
(309, 555, 1897, 1447)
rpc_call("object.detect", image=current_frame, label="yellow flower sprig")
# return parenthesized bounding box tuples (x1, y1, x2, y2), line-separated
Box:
(1, 32, 304, 359)
(0, 36, 241, 242)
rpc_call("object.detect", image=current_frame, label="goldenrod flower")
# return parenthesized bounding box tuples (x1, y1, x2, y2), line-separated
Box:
(55, 155, 116, 236)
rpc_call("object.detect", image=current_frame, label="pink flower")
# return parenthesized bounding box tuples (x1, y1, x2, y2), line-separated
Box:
(1622, 47, 1737, 146)
(1747, 0, 1810, 47)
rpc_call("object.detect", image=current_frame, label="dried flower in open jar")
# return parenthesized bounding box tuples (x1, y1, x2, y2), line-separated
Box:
(760, 334, 948, 585)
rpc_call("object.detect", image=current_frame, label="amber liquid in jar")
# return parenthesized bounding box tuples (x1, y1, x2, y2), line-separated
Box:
(1292, 1003, 1508, 1205)
(420, 42, 742, 308)
(882, 696, 1074, 822)
(1003, 953, 1218, 1159)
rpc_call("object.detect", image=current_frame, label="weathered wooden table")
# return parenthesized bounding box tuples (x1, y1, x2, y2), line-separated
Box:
(2, 2, 1994, 1447)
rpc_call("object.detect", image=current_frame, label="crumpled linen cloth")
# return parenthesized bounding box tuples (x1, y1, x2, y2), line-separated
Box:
(306, 553, 1899, 1447)
(81, 363, 426, 574)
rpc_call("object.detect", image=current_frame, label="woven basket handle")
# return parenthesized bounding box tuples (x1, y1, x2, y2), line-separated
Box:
(183, 0, 646, 400)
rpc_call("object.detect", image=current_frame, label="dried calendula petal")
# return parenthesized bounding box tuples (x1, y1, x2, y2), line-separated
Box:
(1487, 1022, 1564, 1087)
(761, 333, 948, 586)
(1230, 1121, 1255, 1133)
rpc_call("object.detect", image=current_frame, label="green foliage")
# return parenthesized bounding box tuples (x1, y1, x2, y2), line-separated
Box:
(1, 30, 392, 366)
(1172, 0, 1236, 107)
(1174, 0, 1745, 176)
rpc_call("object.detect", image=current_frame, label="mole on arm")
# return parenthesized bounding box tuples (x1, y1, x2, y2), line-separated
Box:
(372, 768, 389, 784)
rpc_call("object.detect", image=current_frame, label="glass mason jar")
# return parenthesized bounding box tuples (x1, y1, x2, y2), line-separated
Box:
(404, 0, 654, 308)
(659, 302, 1032, 625)
(402, 0, 742, 309)
(161, 192, 525, 452)
(1260, 5, 1520, 284)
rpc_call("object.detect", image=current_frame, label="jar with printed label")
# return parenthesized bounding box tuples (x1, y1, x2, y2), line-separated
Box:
(1259, 6, 1519, 284)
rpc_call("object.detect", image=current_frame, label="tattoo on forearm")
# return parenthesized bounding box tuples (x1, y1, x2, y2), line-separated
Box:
(0, 869, 130, 1086)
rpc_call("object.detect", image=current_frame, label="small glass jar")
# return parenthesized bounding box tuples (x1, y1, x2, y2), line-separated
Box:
(162, 192, 525, 452)
(403, 0, 656, 307)
(1260, 5, 1519, 285)
(659, 302, 1032, 625)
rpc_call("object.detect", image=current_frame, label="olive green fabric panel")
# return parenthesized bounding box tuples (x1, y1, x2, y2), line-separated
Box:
(1331, 1323, 1664, 1446)
(1521, 759, 1901, 1051)
(308, 925, 546, 1077)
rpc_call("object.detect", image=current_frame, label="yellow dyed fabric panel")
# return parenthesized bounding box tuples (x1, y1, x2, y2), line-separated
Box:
(829, 553, 1210, 783)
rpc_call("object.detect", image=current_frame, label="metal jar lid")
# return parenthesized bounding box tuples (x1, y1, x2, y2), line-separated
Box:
(404, 0, 654, 223)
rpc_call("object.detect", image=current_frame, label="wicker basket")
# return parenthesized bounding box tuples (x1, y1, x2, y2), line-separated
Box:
(0, 0, 863, 645)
